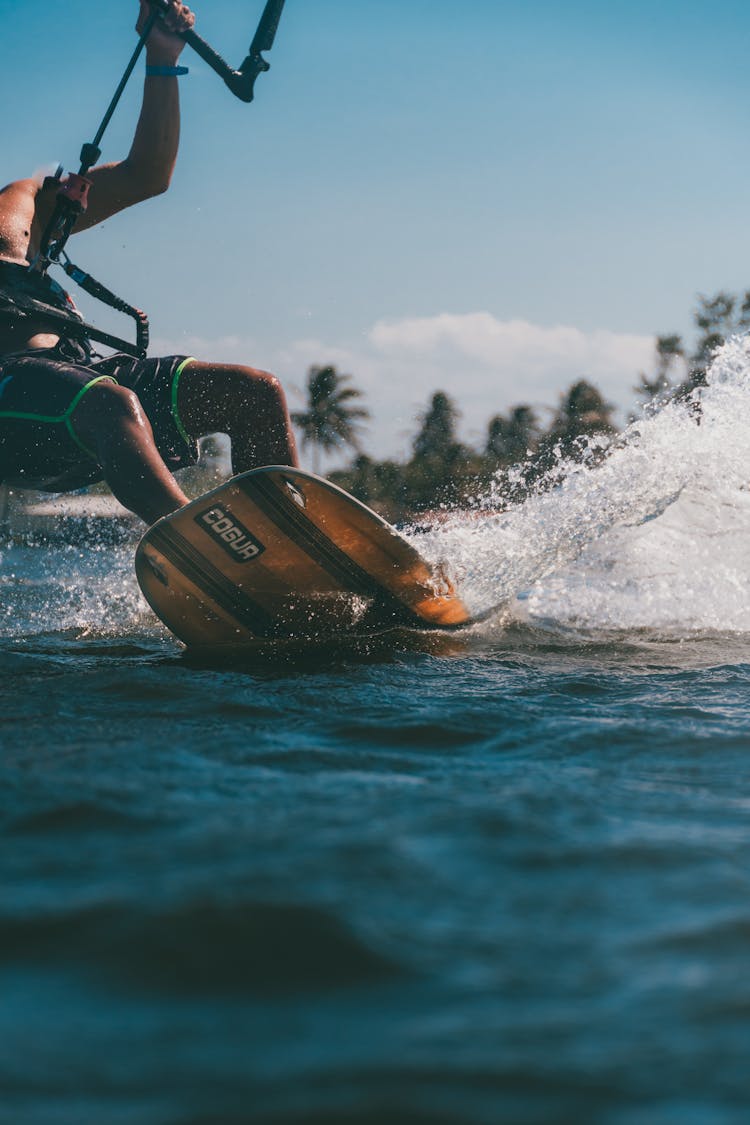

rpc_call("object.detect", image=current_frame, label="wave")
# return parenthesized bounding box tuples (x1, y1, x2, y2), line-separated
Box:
(0, 899, 400, 995)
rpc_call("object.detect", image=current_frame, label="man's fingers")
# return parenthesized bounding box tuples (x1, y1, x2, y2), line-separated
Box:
(160, 2, 196, 35)
(135, 1, 196, 38)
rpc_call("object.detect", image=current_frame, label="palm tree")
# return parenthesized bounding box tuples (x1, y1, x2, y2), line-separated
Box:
(291, 365, 370, 474)
(552, 380, 615, 444)
(412, 391, 459, 461)
(407, 391, 473, 510)
(486, 405, 540, 464)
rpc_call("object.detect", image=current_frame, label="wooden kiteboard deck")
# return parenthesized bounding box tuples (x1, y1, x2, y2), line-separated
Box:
(135, 467, 471, 648)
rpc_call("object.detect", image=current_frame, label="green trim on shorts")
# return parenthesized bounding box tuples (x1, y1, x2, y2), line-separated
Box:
(0, 374, 118, 461)
(172, 357, 197, 450)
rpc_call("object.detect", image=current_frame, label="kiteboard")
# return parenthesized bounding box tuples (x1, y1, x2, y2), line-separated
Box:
(135, 466, 471, 648)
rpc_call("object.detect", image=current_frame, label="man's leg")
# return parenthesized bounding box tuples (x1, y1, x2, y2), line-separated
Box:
(71, 381, 189, 524)
(174, 362, 299, 473)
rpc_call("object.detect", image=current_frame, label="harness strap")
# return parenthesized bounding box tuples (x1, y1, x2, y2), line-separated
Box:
(0, 260, 148, 358)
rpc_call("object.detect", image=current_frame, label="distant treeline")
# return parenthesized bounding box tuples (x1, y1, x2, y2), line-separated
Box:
(291, 289, 748, 520)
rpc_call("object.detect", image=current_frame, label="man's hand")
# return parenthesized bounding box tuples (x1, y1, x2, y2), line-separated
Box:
(137, 1, 196, 64)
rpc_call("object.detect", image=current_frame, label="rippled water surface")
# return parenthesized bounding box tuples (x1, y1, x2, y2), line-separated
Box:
(3, 344, 750, 1124)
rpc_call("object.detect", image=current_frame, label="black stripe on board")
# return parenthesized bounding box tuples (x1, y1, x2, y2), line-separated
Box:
(239, 474, 428, 629)
(149, 524, 280, 639)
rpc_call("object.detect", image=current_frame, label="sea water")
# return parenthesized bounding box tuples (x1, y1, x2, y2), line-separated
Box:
(2, 342, 750, 1124)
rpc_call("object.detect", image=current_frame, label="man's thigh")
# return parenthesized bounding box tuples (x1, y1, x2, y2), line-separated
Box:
(0, 351, 108, 490)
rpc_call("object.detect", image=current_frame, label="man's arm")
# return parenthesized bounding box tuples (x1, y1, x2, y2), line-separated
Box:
(62, 1, 195, 233)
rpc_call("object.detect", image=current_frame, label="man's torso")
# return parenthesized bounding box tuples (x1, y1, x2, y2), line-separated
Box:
(0, 179, 62, 354)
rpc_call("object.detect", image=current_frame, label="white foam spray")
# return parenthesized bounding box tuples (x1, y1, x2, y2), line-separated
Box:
(0, 539, 153, 640)
(412, 337, 750, 634)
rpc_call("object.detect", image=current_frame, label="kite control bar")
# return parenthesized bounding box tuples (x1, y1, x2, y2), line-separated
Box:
(27, 0, 288, 355)
(171, 0, 287, 104)
(71, 0, 288, 180)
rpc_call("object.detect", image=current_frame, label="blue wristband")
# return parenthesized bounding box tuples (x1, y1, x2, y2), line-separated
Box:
(146, 64, 189, 77)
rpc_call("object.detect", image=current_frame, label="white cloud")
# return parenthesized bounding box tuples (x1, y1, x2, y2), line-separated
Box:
(369, 312, 653, 391)
(152, 312, 655, 466)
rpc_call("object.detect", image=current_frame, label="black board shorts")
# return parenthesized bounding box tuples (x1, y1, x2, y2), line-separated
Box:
(0, 341, 199, 491)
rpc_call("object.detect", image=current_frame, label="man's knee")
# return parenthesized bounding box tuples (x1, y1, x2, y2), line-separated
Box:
(219, 364, 283, 400)
(242, 368, 286, 409)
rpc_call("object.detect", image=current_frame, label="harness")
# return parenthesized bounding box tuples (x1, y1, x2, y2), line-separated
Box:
(0, 261, 83, 330)
(0, 256, 149, 357)
(3, 0, 287, 359)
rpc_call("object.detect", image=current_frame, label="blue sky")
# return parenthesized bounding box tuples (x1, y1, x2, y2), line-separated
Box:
(3, 0, 750, 462)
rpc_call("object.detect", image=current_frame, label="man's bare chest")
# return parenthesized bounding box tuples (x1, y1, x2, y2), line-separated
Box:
(0, 189, 37, 265)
